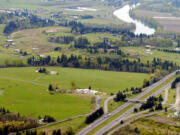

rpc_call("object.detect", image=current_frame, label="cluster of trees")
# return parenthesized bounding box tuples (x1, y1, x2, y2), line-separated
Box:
(3, 15, 55, 34)
(114, 91, 126, 102)
(52, 129, 61, 135)
(140, 95, 163, 111)
(122, 87, 142, 95)
(171, 77, 180, 89)
(20, 50, 28, 56)
(0, 13, 16, 24)
(74, 37, 90, 49)
(27, 55, 178, 74)
(15, 127, 74, 135)
(80, 15, 93, 19)
(131, 87, 142, 94)
(43, 115, 56, 123)
(37, 68, 47, 74)
(48, 36, 74, 44)
(60, 21, 135, 36)
(48, 84, 56, 92)
(145, 38, 173, 47)
(85, 107, 104, 124)
(0, 107, 10, 114)
(114, 87, 142, 103)
(0, 107, 37, 134)
(158, 49, 180, 54)
(16, 130, 46, 135)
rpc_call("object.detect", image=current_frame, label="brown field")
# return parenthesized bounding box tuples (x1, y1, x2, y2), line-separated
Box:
(155, 18, 180, 32)
(133, 9, 180, 32)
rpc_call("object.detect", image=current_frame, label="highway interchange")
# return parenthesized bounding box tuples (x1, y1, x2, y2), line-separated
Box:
(78, 70, 179, 135)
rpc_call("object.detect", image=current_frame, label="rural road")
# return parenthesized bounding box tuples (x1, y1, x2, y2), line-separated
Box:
(104, 95, 116, 114)
(0, 76, 48, 87)
(9, 112, 91, 135)
(77, 70, 178, 135)
(175, 83, 180, 111)
(94, 76, 174, 135)
(107, 110, 163, 135)
(96, 95, 101, 110)
(162, 87, 169, 104)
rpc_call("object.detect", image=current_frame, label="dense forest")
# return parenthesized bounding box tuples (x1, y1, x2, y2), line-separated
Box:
(3, 15, 55, 34)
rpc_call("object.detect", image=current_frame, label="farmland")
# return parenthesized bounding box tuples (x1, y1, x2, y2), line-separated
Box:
(0, 67, 149, 94)
(0, 0, 180, 134)
(130, 0, 180, 32)
(122, 47, 180, 65)
(0, 67, 149, 133)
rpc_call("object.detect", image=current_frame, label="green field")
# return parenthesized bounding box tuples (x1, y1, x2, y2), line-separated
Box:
(122, 47, 180, 65)
(0, 67, 149, 93)
(167, 89, 176, 104)
(0, 76, 91, 120)
(0, 67, 148, 119)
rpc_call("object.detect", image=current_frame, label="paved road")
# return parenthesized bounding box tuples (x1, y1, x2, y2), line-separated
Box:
(107, 111, 163, 135)
(104, 95, 116, 114)
(175, 83, 180, 111)
(77, 70, 177, 135)
(95, 75, 174, 135)
(9, 112, 90, 135)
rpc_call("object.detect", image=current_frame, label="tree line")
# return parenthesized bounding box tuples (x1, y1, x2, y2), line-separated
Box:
(140, 95, 163, 111)
(27, 55, 178, 74)
(171, 76, 180, 89)
(59, 21, 135, 37)
(158, 48, 180, 54)
(48, 36, 74, 44)
(85, 107, 104, 124)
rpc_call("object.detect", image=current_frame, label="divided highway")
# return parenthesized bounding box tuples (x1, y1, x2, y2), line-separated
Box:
(78, 70, 178, 135)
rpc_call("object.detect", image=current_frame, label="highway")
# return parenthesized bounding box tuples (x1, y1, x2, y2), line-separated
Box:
(77, 70, 178, 135)
(95, 77, 173, 135)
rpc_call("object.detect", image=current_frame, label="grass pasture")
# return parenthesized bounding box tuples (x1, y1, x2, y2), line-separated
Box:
(122, 47, 180, 65)
(0, 76, 92, 120)
(0, 67, 149, 132)
(167, 89, 176, 104)
(0, 67, 149, 94)
(0, 67, 149, 117)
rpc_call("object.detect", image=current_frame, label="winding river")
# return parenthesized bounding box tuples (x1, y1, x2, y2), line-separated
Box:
(113, 4, 155, 35)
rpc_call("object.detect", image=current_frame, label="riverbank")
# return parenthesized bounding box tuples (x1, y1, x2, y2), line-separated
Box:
(113, 4, 155, 35)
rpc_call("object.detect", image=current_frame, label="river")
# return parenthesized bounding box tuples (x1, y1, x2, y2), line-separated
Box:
(113, 4, 155, 35)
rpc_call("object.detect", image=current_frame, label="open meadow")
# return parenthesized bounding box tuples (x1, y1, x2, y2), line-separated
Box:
(0, 67, 149, 94)
(0, 67, 149, 132)
(122, 47, 180, 65)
